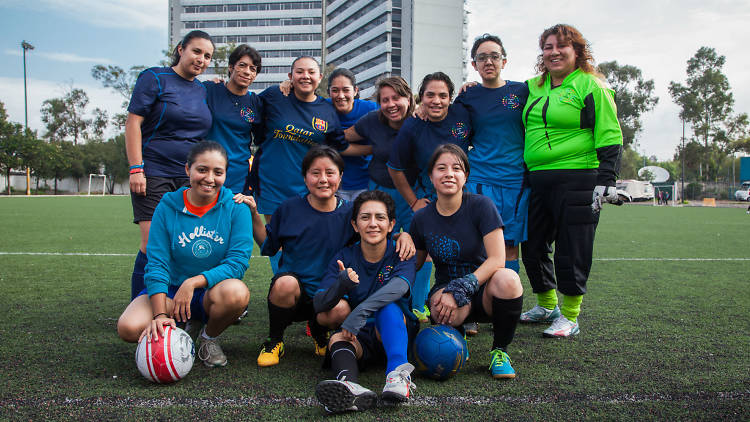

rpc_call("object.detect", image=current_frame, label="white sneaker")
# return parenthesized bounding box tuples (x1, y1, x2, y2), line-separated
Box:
(381, 362, 416, 402)
(543, 315, 580, 338)
(520, 305, 561, 323)
(315, 379, 377, 413)
(198, 337, 228, 367)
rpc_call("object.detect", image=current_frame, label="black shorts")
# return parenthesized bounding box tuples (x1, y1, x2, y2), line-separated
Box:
(269, 272, 315, 322)
(428, 281, 491, 323)
(131, 176, 189, 223)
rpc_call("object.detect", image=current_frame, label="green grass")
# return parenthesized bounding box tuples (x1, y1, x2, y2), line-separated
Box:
(1, 197, 748, 420)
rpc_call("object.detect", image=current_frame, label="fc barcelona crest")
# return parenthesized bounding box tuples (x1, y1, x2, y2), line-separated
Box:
(312, 117, 328, 132)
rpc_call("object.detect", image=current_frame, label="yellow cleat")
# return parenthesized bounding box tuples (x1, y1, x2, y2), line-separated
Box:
(314, 339, 328, 357)
(257, 340, 284, 367)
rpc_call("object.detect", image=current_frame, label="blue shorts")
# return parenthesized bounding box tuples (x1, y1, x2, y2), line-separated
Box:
(465, 182, 529, 247)
(368, 181, 414, 233)
(138, 284, 208, 323)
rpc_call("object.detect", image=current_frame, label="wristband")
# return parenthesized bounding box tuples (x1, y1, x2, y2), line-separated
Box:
(409, 198, 418, 208)
(129, 168, 144, 174)
(152, 312, 168, 320)
(129, 163, 144, 170)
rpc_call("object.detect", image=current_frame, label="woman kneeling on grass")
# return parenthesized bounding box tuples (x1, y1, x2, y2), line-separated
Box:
(409, 143, 524, 379)
(238, 146, 415, 367)
(313, 190, 417, 413)
(117, 141, 252, 368)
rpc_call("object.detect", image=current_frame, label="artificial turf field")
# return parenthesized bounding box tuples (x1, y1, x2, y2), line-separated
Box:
(0, 196, 748, 421)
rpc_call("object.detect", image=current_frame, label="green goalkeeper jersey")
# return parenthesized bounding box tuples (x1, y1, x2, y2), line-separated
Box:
(523, 68, 622, 173)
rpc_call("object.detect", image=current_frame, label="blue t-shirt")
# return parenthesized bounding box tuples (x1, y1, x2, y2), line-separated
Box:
(127, 67, 212, 178)
(353, 110, 418, 189)
(318, 240, 416, 321)
(409, 193, 503, 285)
(261, 195, 355, 297)
(388, 104, 472, 197)
(454, 81, 528, 188)
(204, 81, 264, 194)
(325, 98, 378, 191)
(255, 87, 348, 213)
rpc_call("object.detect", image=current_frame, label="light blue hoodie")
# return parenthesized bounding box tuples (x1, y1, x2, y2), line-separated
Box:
(145, 186, 252, 297)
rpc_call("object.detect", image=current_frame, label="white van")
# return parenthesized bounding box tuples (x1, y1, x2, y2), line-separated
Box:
(616, 179, 655, 202)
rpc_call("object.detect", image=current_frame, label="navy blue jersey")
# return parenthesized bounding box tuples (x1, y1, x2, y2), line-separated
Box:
(255, 87, 348, 213)
(387, 104, 472, 196)
(261, 195, 355, 297)
(204, 81, 264, 194)
(327, 99, 378, 191)
(353, 110, 418, 189)
(318, 240, 416, 320)
(127, 67, 212, 178)
(454, 81, 528, 188)
(409, 193, 503, 284)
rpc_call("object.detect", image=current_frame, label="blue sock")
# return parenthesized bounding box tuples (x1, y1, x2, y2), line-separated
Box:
(375, 303, 409, 373)
(411, 262, 432, 311)
(269, 250, 281, 274)
(505, 259, 520, 274)
(131, 250, 147, 300)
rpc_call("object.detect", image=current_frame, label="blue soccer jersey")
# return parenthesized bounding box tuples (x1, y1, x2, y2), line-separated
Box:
(387, 104, 472, 197)
(318, 240, 416, 321)
(409, 192, 503, 285)
(254, 87, 348, 214)
(353, 110, 418, 189)
(127, 67, 212, 178)
(327, 98, 378, 191)
(454, 81, 528, 188)
(204, 81, 264, 194)
(261, 195, 355, 297)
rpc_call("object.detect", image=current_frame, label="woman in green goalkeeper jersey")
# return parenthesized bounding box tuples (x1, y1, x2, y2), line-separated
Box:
(520, 24, 623, 338)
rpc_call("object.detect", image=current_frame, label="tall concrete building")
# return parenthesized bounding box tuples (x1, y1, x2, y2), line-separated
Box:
(168, 0, 466, 96)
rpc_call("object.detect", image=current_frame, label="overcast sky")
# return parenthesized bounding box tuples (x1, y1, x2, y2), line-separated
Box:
(2, 0, 748, 160)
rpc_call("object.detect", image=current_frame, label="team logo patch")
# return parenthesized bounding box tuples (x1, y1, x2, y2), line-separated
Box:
(501, 94, 521, 109)
(312, 117, 328, 132)
(450, 122, 469, 140)
(376, 265, 394, 285)
(240, 107, 255, 123)
(192, 239, 212, 258)
(559, 88, 578, 105)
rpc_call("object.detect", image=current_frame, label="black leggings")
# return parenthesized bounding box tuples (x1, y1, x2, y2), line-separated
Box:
(521, 169, 599, 296)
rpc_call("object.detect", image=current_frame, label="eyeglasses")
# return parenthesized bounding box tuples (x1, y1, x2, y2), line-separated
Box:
(235, 62, 258, 73)
(474, 53, 504, 63)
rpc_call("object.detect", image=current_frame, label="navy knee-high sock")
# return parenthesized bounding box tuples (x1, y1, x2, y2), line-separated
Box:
(330, 341, 359, 382)
(375, 303, 409, 373)
(130, 250, 147, 300)
(491, 295, 523, 352)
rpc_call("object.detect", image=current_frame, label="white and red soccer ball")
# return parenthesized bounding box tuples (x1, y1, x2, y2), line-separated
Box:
(135, 325, 194, 383)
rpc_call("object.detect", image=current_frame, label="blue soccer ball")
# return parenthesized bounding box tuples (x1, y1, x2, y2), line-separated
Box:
(412, 325, 467, 380)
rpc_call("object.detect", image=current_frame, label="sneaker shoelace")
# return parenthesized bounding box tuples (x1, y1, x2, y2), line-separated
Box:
(388, 370, 417, 395)
(199, 340, 220, 361)
(549, 316, 571, 331)
(262, 340, 281, 352)
(489, 349, 510, 369)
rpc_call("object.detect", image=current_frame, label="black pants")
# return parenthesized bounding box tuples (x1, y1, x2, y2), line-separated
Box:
(521, 169, 599, 296)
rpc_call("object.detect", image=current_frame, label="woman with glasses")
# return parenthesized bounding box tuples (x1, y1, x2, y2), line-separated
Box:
(203, 44, 264, 194)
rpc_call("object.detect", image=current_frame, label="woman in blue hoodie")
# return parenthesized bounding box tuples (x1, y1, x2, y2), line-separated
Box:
(117, 141, 253, 368)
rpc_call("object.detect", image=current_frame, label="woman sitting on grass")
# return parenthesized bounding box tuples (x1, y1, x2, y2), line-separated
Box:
(409, 143, 524, 379)
(313, 190, 417, 414)
(117, 141, 252, 368)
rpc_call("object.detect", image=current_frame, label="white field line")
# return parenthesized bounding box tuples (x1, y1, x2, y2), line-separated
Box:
(2, 390, 744, 408)
(1, 252, 749, 261)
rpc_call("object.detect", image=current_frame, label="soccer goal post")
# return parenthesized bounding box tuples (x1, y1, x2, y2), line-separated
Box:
(654, 183, 678, 206)
(87, 174, 107, 196)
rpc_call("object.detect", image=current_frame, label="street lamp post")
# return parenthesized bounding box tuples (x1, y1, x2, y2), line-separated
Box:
(22, 40, 34, 196)
(681, 118, 685, 202)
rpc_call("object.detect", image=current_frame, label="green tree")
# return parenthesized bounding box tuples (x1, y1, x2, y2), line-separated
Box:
(669, 47, 746, 180)
(40, 87, 108, 145)
(598, 61, 659, 149)
(0, 102, 36, 194)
